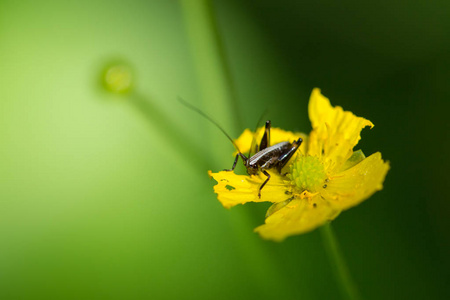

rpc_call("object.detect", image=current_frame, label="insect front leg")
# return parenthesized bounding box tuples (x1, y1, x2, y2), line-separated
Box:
(224, 154, 240, 171)
(259, 120, 271, 151)
(258, 170, 271, 198)
(224, 153, 248, 172)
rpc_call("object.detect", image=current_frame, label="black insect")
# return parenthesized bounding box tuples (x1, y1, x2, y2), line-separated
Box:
(179, 98, 302, 198)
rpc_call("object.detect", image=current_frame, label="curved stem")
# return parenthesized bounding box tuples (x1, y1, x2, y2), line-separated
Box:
(320, 223, 362, 300)
(127, 92, 211, 173)
(180, 0, 241, 142)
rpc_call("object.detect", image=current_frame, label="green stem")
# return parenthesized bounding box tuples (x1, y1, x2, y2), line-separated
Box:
(180, 0, 241, 145)
(320, 223, 362, 300)
(100, 62, 210, 174)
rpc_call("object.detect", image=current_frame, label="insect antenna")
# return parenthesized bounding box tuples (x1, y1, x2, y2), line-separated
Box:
(178, 97, 246, 159)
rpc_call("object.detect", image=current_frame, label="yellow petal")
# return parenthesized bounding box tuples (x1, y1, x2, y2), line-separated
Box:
(308, 88, 374, 172)
(322, 152, 390, 211)
(234, 127, 307, 157)
(208, 170, 292, 209)
(255, 195, 340, 242)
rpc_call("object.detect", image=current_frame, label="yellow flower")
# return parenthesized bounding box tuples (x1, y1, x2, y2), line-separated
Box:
(208, 88, 390, 241)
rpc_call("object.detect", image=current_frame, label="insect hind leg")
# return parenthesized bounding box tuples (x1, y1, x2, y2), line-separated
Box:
(277, 138, 303, 172)
(259, 120, 271, 151)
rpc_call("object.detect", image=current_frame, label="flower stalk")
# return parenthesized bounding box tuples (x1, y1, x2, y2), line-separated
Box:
(320, 223, 361, 300)
(180, 0, 241, 145)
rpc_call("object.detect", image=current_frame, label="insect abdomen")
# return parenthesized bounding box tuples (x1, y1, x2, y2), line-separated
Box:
(248, 142, 291, 168)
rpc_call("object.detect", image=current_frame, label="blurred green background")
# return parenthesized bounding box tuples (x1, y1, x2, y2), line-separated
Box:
(0, 0, 448, 299)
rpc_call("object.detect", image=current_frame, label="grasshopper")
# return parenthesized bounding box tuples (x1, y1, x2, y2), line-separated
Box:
(179, 99, 302, 198)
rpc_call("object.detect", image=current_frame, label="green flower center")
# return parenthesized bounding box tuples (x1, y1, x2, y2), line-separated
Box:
(289, 156, 327, 193)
